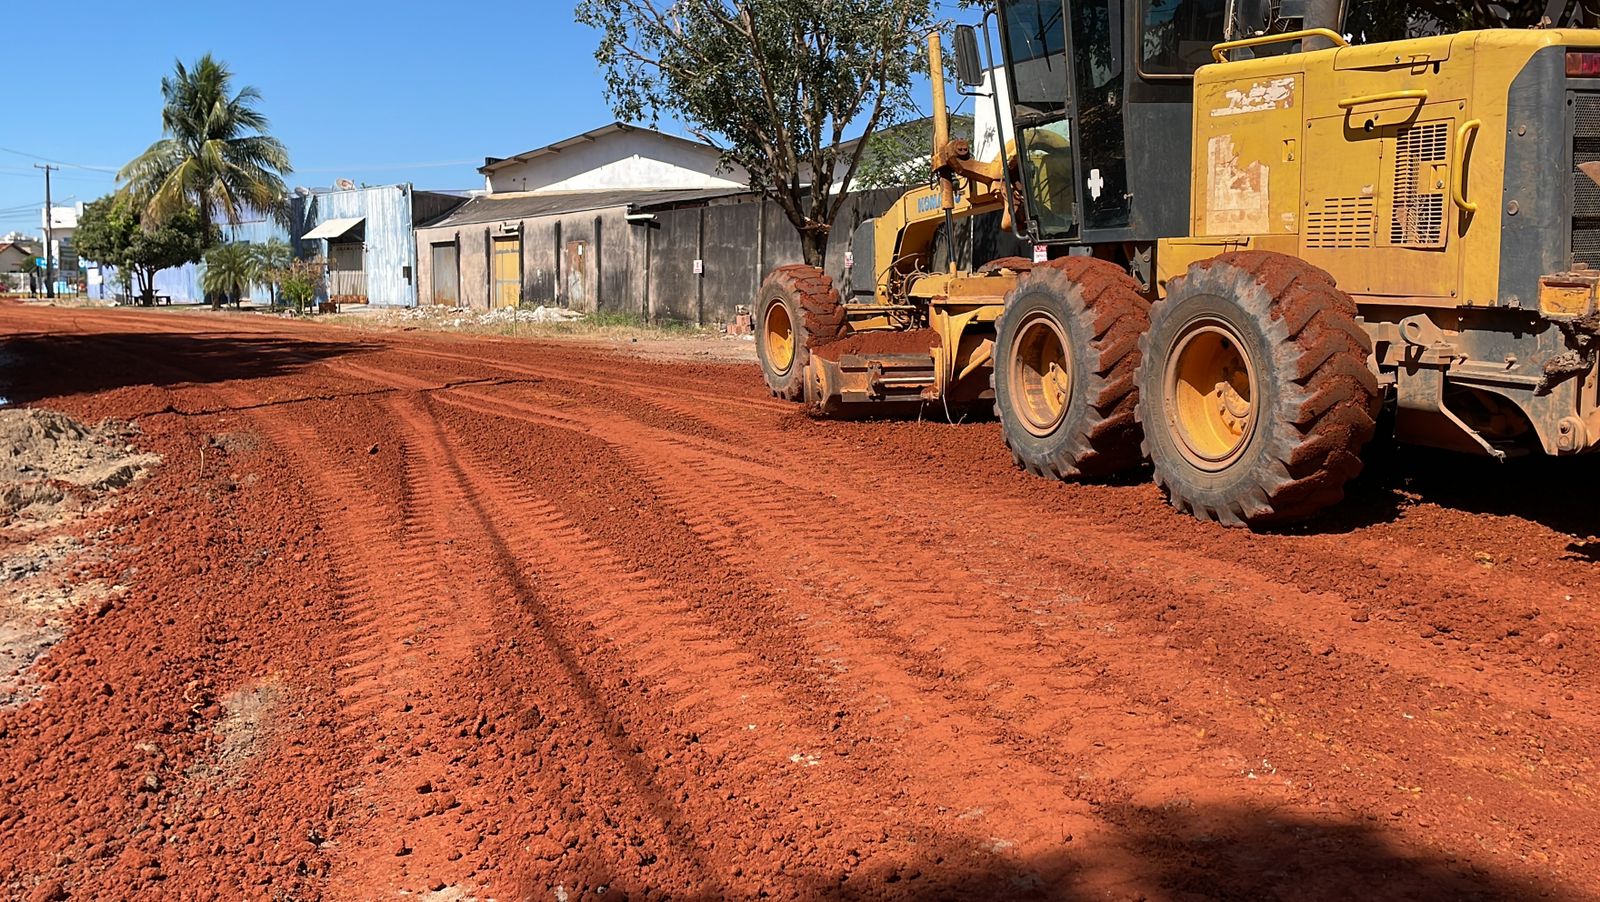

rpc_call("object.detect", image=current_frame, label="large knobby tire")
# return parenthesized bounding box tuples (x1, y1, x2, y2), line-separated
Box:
(991, 257, 1151, 479)
(1134, 251, 1380, 526)
(754, 265, 847, 400)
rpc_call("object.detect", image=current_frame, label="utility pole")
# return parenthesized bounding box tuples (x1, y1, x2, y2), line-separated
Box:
(34, 164, 57, 299)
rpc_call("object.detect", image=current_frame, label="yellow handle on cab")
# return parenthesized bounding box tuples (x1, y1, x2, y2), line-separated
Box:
(1453, 119, 1482, 214)
(1210, 28, 1349, 63)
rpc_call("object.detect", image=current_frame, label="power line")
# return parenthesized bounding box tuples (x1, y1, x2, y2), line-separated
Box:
(0, 169, 113, 183)
(0, 145, 118, 173)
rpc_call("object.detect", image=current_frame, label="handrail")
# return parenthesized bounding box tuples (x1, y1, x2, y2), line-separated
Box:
(1454, 119, 1483, 214)
(1210, 28, 1349, 63)
(1337, 89, 1429, 109)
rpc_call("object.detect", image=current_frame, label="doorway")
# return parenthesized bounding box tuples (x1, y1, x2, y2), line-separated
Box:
(492, 234, 521, 308)
(563, 240, 589, 309)
(430, 242, 458, 306)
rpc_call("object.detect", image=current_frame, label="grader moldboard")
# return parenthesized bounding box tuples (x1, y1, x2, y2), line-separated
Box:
(754, 0, 1600, 527)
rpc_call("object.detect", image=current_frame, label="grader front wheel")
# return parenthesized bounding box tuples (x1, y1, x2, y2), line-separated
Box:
(754, 265, 846, 400)
(1135, 251, 1380, 526)
(992, 258, 1151, 479)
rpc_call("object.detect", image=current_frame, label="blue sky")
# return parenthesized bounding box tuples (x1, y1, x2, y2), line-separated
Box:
(0, 0, 622, 233)
(0, 1, 973, 237)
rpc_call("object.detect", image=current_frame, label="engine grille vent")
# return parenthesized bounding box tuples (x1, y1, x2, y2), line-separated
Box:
(1390, 122, 1448, 247)
(1306, 196, 1375, 248)
(1574, 94, 1600, 267)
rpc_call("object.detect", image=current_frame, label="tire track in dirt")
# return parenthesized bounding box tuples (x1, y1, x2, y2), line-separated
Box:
(428, 374, 1600, 885)
(15, 306, 1592, 896)
(426, 386, 1270, 896)
(215, 388, 497, 894)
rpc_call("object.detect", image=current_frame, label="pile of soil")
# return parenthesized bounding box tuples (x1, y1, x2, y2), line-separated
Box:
(0, 410, 159, 525)
(813, 328, 940, 361)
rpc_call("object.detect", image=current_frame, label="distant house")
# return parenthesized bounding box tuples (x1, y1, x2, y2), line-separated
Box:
(0, 240, 39, 272)
(417, 122, 752, 312)
(413, 118, 1019, 323)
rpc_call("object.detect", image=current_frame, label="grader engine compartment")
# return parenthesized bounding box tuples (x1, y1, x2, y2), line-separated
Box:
(751, 1, 1600, 527)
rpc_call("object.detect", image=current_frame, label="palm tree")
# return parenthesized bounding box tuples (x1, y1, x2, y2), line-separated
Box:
(251, 238, 293, 307)
(201, 243, 261, 307)
(118, 54, 292, 255)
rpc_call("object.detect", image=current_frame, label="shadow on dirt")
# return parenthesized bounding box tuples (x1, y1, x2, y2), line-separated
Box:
(802, 802, 1554, 900)
(1303, 438, 1600, 540)
(0, 330, 374, 405)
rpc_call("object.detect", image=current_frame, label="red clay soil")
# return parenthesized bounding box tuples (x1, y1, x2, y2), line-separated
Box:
(1, 301, 1599, 900)
(812, 328, 940, 362)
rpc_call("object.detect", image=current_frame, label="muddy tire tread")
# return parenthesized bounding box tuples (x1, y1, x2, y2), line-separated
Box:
(1135, 251, 1379, 525)
(990, 257, 1152, 479)
(757, 265, 847, 401)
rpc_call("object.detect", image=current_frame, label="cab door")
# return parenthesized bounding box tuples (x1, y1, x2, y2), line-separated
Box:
(1000, 0, 1131, 241)
(1068, 0, 1131, 233)
(1001, 0, 1080, 240)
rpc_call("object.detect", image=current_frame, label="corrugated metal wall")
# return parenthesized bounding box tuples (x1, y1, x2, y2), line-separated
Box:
(146, 216, 289, 303)
(291, 185, 419, 307)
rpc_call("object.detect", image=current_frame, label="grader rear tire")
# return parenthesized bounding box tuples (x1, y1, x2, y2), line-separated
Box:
(991, 257, 1151, 479)
(1134, 251, 1380, 526)
(755, 265, 846, 401)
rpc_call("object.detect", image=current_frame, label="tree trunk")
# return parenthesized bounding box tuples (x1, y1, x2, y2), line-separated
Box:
(800, 227, 828, 269)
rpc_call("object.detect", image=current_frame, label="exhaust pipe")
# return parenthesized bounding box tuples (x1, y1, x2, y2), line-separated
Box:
(1301, 0, 1345, 49)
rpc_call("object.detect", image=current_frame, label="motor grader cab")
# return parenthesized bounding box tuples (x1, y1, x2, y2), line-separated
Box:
(752, 0, 1600, 526)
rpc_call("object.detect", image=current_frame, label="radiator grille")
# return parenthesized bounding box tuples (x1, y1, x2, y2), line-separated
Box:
(1390, 122, 1448, 247)
(1306, 196, 1375, 248)
(1573, 94, 1600, 267)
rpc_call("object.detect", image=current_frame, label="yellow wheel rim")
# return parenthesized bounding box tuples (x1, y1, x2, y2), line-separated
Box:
(1166, 320, 1257, 471)
(764, 299, 795, 375)
(1009, 311, 1073, 437)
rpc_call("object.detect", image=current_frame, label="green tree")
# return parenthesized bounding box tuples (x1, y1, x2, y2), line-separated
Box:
(74, 194, 206, 306)
(1344, 0, 1594, 41)
(576, 0, 939, 266)
(201, 242, 261, 307)
(279, 256, 323, 314)
(251, 238, 293, 307)
(117, 54, 292, 261)
(854, 114, 972, 191)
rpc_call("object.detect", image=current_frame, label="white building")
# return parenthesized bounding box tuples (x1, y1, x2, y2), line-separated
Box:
(34, 203, 83, 278)
(478, 122, 747, 195)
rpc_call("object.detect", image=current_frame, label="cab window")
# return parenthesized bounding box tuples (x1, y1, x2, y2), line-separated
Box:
(1140, 0, 1227, 76)
(1002, 0, 1069, 117)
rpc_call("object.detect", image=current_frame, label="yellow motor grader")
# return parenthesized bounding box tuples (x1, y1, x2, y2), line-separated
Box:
(753, 0, 1600, 526)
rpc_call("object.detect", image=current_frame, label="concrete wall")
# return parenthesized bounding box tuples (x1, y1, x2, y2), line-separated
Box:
(486, 130, 746, 195)
(424, 226, 492, 310)
(414, 188, 1022, 324)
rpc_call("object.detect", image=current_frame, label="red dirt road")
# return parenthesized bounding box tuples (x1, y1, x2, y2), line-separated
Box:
(1, 302, 1597, 901)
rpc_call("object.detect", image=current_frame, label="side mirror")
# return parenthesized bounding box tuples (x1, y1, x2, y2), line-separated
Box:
(954, 25, 984, 88)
